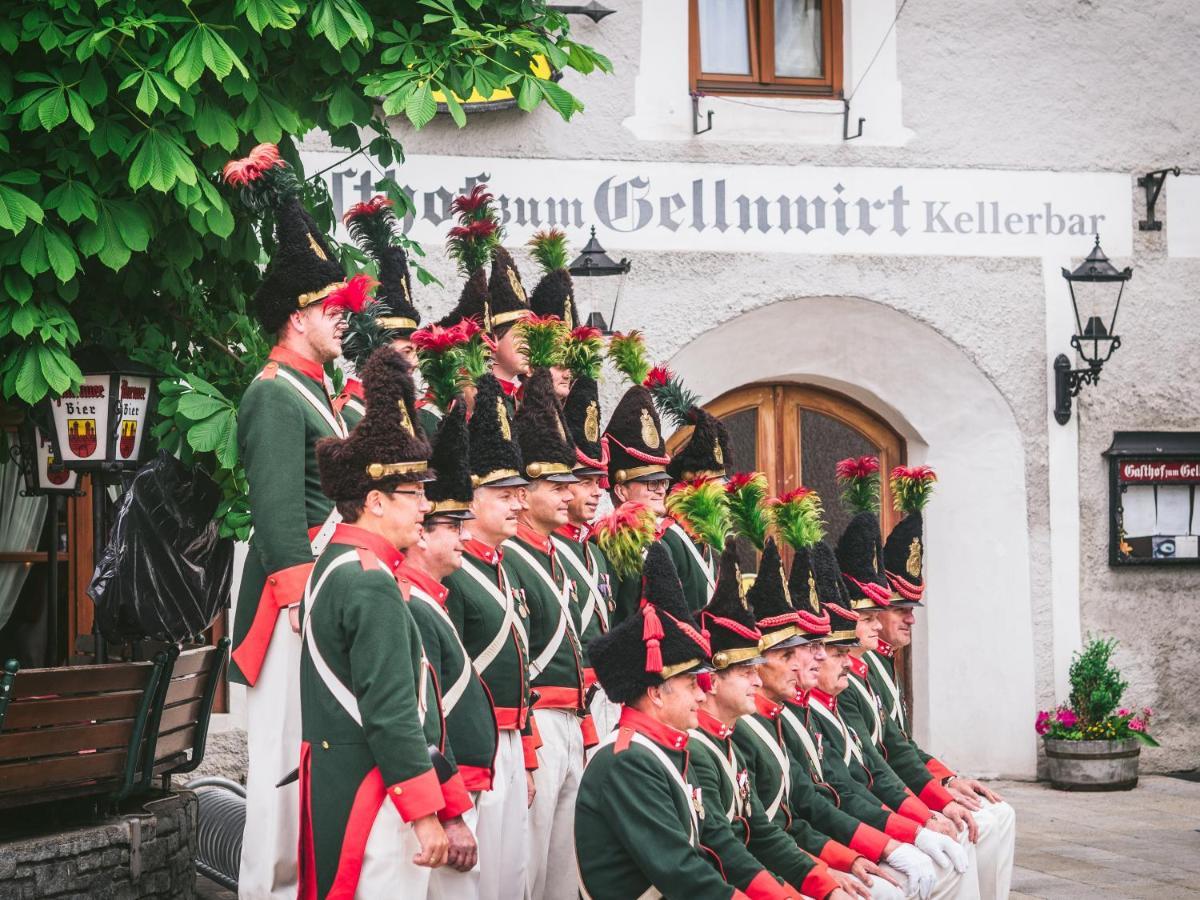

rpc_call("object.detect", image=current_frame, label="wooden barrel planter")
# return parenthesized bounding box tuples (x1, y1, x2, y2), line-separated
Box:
(1044, 738, 1140, 791)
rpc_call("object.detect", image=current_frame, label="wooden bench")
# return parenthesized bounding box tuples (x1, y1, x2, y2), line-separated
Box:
(0, 638, 230, 811)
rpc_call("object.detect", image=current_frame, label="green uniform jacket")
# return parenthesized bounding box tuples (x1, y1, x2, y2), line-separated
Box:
(864, 649, 957, 784)
(415, 398, 443, 442)
(402, 564, 500, 794)
(298, 525, 443, 898)
(552, 524, 614, 676)
(233, 347, 346, 686)
(503, 529, 587, 715)
(444, 543, 538, 768)
(840, 659, 957, 813)
(339, 378, 365, 428)
(771, 696, 895, 863)
(732, 701, 871, 865)
(661, 519, 716, 615)
(576, 707, 752, 900)
(690, 711, 838, 899)
(801, 693, 921, 845)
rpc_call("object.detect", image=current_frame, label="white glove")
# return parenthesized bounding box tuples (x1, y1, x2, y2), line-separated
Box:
(915, 827, 969, 874)
(884, 842, 936, 900)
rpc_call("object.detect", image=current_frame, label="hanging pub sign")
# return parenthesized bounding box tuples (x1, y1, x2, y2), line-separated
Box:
(14, 417, 80, 496)
(41, 347, 157, 471)
(1104, 431, 1200, 566)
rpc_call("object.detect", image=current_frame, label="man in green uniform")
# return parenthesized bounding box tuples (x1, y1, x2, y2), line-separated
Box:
(690, 541, 851, 900)
(553, 325, 619, 737)
(868, 465, 1016, 900)
(576, 543, 754, 899)
(505, 363, 593, 900)
(399, 404, 498, 899)
(443, 372, 535, 900)
(339, 194, 424, 428)
(298, 349, 448, 898)
(222, 142, 373, 900)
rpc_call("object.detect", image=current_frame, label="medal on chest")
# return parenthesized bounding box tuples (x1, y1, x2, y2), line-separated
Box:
(691, 786, 706, 821)
(816, 733, 824, 760)
(514, 588, 530, 618)
(736, 768, 752, 817)
(599, 574, 615, 614)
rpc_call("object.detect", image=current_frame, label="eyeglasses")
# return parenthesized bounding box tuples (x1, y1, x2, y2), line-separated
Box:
(426, 518, 464, 532)
(390, 488, 426, 499)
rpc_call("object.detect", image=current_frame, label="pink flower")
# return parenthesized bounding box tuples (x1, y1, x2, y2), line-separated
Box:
(1142, 707, 1154, 719)
(1056, 708, 1078, 728)
(1035, 711, 1051, 735)
(1129, 718, 1145, 732)
(1117, 707, 1131, 717)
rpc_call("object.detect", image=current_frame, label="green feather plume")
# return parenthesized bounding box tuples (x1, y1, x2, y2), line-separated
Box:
(561, 327, 604, 381)
(519, 315, 567, 370)
(835, 456, 881, 514)
(645, 365, 699, 431)
(416, 352, 464, 413)
(456, 328, 492, 388)
(527, 228, 570, 273)
(666, 479, 731, 552)
(341, 301, 397, 372)
(890, 465, 938, 513)
(345, 206, 397, 261)
(608, 330, 651, 386)
(770, 487, 826, 550)
(726, 472, 770, 551)
(592, 502, 658, 579)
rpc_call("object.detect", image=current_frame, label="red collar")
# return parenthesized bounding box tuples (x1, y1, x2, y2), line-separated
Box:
(496, 376, 521, 399)
(464, 539, 503, 567)
(515, 522, 554, 555)
(618, 705, 689, 752)
(847, 655, 869, 679)
(808, 687, 837, 712)
(876, 639, 896, 658)
(655, 516, 676, 540)
(330, 523, 405, 573)
(754, 692, 783, 720)
(556, 522, 587, 543)
(343, 377, 364, 400)
(268, 345, 326, 383)
(696, 708, 736, 741)
(398, 563, 448, 605)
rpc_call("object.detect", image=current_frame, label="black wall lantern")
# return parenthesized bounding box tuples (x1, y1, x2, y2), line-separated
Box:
(568, 226, 631, 335)
(1053, 235, 1132, 425)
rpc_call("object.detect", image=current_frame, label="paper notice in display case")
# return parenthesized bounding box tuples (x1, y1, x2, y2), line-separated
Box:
(1120, 485, 1156, 538)
(1155, 485, 1193, 536)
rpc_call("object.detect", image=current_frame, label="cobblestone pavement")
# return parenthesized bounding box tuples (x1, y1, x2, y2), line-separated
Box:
(1003, 775, 1200, 899)
(195, 774, 1200, 899)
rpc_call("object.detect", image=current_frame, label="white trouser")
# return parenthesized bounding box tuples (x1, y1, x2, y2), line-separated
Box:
(239, 614, 301, 900)
(475, 729, 529, 900)
(429, 800, 482, 900)
(587, 688, 621, 758)
(970, 800, 1016, 900)
(356, 801, 431, 900)
(527, 708, 585, 900)
(882, 828, 980, 900)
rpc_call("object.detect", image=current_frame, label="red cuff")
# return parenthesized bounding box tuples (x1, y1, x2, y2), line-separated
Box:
(580, 714, 598, 748)
(898, 795, 932, 824)
(744, 870, 795, 900)
(523, 733, 539, 770)
(818, 839, 861, 871)
(583, 667, 598, 690)
(386, 768, 445, 822)
(231, 560, 315, 686)
(438, 772, 473, 821)
(883, 813, 921, 843)
(918, 779, 957, 811)
(848, 823, 891, 862)
(800, 864, 841, 900)
(457, 764, 494, 793)
(925, 758, 955, 781)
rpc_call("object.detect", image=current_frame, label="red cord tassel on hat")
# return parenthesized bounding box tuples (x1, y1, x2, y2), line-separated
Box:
(642, 603, 664, 674)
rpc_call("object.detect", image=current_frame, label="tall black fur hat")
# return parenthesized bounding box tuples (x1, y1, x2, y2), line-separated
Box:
(667, 407, 732, 484)
(835, 512, 892, 611)
(468, 373, 528, 489)
(425, 403, 473, 519)
(316, 349, 432, 501)
(883, 511, 926, 607)
(588, 543, 712, 704)
(343, 195, 421, 335)
(787, 544, 833, 639)
(745, 538, 807, 651)
(819, 550, 861, 648)
(603, 386, 671, 486)
(514, 368, 578, 483)
(700, 540, 764, 669)
(563, 375, 606, 477)
(437, 268, 490, 329)
(487, 246, 531, 333)
(223, 144, 369, 335)
(529, 268, 580, 328)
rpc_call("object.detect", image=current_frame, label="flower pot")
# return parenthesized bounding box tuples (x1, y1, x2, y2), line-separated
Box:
(1043, 738, 1140, 791)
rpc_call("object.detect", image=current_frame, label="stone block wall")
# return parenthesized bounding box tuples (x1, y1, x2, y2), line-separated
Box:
(0, 791, 197, 899)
